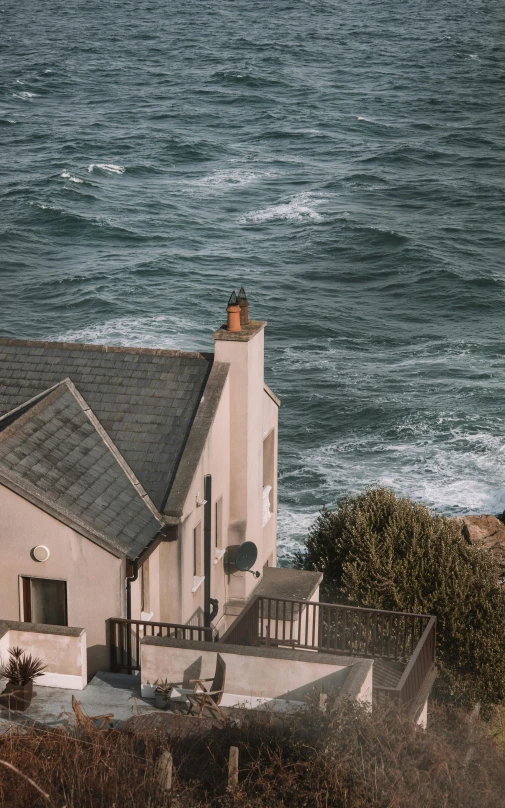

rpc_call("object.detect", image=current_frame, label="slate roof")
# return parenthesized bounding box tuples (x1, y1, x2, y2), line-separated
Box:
(0, 339, 213, 512)
(0, 380, 164, 558)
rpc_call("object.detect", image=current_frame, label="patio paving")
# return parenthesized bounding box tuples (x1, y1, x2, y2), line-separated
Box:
(0, 671, 158, 729)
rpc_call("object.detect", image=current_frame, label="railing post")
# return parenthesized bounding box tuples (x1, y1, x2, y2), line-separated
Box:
(110, 619, 117, 673)
(126, 621, 133, 675)
(253, 597, 260, 644)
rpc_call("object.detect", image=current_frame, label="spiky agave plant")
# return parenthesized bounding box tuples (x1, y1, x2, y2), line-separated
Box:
(0, 646, 46, 685)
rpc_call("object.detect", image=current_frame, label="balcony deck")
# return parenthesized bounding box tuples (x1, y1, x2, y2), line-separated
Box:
(109, 594, 436, 720)
(219, 594, 436, 717)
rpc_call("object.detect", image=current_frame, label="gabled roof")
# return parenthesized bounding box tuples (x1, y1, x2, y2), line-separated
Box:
(0, 379, 165, 558)
(0, 339, 213, 512)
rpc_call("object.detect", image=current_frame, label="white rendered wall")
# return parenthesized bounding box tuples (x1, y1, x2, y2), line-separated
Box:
(0, 484, 123, 676)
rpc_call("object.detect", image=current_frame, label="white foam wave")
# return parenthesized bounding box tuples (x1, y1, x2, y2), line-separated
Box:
(44, 69, 53, 73)
(279, 426, 505, 547)
(88, 163, 125, 175)
(357, 115, 391, 127)
(239, 193, 325, 224)
(275, 334, 505, 563)
(60, 171, 83, 184)
(189, 168, 276, 192)
(277, 507, 318, 562)
(293, 128, 323, 136)
(51, 314, 209, 352)
(469, 54, 479, 60)
(13, 91, 37, 100)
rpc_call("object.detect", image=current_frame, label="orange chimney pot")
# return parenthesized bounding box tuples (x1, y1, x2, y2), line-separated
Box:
(226, 291, 241, 333)
(238, 285, 249, 325)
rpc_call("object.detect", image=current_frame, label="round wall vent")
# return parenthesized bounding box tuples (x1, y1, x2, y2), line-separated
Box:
(32, 545, 50, 562)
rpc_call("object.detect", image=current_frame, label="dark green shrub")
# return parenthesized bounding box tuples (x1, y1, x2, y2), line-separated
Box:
(295, 487, 505, 709)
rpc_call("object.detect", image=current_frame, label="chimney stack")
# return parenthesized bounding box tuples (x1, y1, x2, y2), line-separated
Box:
(213, 292, 268, 602)
(237, 286, 249, 326)
(226, 291, 241, 333)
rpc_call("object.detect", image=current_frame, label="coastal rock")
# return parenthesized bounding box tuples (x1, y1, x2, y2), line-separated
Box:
(452, 515, 505, 575)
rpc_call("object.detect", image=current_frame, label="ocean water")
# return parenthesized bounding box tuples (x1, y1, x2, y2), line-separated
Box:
(1, 0, 505, 563)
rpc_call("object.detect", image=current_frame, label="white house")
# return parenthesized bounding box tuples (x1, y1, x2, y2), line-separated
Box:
(0, 290, 321, 675)
(0, 292, 435, 725)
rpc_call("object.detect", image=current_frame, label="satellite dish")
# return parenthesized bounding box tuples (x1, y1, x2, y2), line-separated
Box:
(224, 542, 258, 575)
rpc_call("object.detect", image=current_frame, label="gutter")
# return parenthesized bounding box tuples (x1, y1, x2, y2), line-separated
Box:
(126, 559, 139, 620)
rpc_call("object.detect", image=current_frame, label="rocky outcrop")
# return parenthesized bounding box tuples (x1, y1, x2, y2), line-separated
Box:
(452, 515, 505, 578)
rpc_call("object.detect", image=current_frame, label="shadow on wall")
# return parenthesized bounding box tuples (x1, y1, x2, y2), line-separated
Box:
(276, 670, 346, 703)
(87, 644, 110, 680)
(183, 657, 203, 687)
(150, 651, 348, 702)
(187, 607, 205, 627)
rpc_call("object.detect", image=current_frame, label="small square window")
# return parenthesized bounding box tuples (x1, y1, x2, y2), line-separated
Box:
(22, 577, 67, 626)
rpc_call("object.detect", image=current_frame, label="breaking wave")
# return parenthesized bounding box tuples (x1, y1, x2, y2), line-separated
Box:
(188, 168, 277, 192)
(60, 171, 83, 184)
(12, 91, 37, 100)
(239, 193, 325, 223)
(52, 314, 207, 352)
(88, 163, 125, 175)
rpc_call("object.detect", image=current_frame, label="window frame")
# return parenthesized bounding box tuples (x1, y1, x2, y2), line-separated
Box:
(21, 576, 68, 627)
(193, 522, 202, 577)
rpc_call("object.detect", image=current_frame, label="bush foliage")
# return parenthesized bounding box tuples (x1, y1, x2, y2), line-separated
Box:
(295, 487, 505, 709)
(1, 700, 505, 807)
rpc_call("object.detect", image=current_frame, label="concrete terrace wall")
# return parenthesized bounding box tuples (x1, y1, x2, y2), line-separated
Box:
(0, 620, 87, 690)
(140, 637, 369, 710)
(336, 657, 373, 708)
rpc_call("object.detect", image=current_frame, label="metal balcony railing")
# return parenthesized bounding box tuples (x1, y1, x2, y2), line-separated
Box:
(220, 595, 436, 710)
(110, 618, 213, 674)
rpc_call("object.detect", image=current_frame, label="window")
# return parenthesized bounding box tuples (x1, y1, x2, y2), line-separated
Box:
(192, 522, 205, 593)
(215, 497, 223, 548)
(263, 429, 275, 527)
(22, 577, 67, 626)
(193, 522, 202, 576)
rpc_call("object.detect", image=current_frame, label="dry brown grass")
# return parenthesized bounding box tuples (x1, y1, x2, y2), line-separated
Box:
(1, 699, 505, 808)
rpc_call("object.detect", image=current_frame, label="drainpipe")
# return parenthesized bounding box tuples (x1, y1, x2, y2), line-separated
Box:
(126, 559, 139, 620)
(204, 474, 212, 627)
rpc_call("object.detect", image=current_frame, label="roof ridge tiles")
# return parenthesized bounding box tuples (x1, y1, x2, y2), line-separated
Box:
(0, 380, 69, 431)
(0, 337, 214, 362)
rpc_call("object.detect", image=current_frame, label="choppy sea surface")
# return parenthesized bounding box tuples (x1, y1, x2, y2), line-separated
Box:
(1, 0, 505, 563)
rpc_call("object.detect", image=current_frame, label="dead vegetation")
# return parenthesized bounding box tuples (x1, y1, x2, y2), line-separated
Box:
(1, 699, 505, 808)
